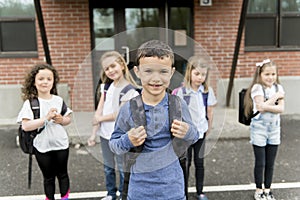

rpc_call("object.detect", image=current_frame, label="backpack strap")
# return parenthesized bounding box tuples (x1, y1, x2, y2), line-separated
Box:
(182, 87, 209, 120)
(127, 94, 145, 162)
(30, 98, 40, 120)
(29, 98, 45, 134)
(129, 95, 146, 128)
(103, 82, 111, 102)
(119, 84, 136, 105)
(274, 84, 279, 105)
(61, 100, 68, 116)
(27, 98, 41, 189)
(104, 82, 136, 105)
(202, 92, 209, 120)
(181, 87, 191, 105)
(168, 94, 189, 158)
(168, 94, 182, 125)
(167, 94, 189, 195)
(122, 94, 144, 200)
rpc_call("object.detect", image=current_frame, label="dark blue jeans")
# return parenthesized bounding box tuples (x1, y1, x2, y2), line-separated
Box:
(100, 137, 124, 200)
(187, 137, 206, 195)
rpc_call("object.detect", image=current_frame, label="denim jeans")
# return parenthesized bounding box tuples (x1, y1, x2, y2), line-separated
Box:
(100, 137, 124, 200)
(250, 112, 280, 146)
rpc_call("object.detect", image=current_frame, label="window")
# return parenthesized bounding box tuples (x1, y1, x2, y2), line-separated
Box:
(0, 0, 37, 57)
(245, 0, 300, 50)
(93, 8, 115, 51)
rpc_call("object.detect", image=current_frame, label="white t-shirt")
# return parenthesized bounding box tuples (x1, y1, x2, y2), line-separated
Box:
(17, 95, 72, 153)
(98, 83, 139, 140)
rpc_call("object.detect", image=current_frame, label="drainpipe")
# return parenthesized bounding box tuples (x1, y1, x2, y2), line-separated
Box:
(226, 0, 249, 107)
(34, 0, 52, 65)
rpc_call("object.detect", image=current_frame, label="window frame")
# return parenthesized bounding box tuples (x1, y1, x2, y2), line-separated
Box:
(0, 17, 38, 58)
(245, 0, 300, 51)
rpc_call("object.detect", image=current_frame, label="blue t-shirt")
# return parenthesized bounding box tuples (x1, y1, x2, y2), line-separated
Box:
(109, 93, 198, 200)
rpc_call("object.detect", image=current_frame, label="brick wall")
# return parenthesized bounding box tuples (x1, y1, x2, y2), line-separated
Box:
(193, 0, 300, 80)
(0, 0, 93, 111)
(2, 0, 300, 113)
(40, 0, 93, 111)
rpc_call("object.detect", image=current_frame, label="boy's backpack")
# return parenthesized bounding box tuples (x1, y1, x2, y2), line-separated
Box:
(122, 93, 190, 200)
(18, 98, 67, 188)
(238, 84, 278, 126)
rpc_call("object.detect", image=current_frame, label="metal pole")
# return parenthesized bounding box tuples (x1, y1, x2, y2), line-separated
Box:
(34, 0, 52, 65)
(226, 0, 249, 107)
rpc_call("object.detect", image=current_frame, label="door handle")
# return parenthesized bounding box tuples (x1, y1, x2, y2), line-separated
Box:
(122, 46, 130, 65)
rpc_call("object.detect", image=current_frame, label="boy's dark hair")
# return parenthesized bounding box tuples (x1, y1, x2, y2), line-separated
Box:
(136, 40, 174, 66)
(22, 63, 59, 101)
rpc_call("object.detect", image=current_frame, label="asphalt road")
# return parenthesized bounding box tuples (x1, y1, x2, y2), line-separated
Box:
(0, 116, 299, 200)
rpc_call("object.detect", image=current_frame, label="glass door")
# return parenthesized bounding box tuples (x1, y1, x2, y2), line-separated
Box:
(90, 1, 193, 104)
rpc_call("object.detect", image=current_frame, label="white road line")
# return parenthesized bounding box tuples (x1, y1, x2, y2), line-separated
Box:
(1, 182, 300, 200)
(199, 182, 300, 192)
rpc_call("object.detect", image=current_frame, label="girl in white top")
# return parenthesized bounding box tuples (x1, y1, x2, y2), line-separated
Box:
(174, 55, 217, 200)
(244, 59, 285, 200)
(17, 64, 72, 200)
(87, 51, 139, 200)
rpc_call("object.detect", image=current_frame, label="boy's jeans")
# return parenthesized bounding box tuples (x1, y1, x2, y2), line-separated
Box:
(100, 137, 124, 200)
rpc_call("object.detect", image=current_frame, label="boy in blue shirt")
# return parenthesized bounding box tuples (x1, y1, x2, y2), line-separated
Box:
(109, 40, 199, 200)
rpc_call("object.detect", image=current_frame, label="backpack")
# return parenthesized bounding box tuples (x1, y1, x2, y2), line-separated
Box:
(18, 98, 67, 188)
(238, 84, 278, 126)
(172, 86, 209, 119)
(104, 82, 136, 105)
(122, 93, 190, 200)
(238, 88, 257, 126)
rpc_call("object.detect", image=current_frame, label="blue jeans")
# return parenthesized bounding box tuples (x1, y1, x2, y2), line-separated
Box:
(100, 137, 124, 200)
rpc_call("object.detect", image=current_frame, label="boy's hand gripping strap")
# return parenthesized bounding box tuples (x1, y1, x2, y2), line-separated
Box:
(168, 94, 190, 158)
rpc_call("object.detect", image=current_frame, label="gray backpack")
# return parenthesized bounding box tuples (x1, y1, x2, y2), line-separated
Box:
(122, 93, 189, 199)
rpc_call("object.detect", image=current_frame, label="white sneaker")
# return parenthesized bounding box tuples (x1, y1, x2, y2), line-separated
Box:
(101, 196, 113, 200)
(265, 192, 276, 200)
(254, 192, 266, 200)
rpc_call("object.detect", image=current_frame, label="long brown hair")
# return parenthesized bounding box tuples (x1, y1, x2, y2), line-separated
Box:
(244, 59, 280, 116)
(184, 55, 210, 93)
(21, 63, 59, 101)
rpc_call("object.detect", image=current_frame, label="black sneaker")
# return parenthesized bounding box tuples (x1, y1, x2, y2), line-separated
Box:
(265, 192, 276, 200)
(254, 191, 266, 200)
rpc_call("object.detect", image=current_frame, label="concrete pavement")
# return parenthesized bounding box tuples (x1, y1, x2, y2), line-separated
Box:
(1, 107, 300, 199)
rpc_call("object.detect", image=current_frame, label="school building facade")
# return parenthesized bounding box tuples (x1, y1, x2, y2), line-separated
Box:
(1, 0, 300, 123)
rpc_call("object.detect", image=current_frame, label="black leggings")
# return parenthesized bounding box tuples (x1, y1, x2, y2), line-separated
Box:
(253, 144, 278, 189)
(35, 148, 70, 200)
(187, 137, 205, 195)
